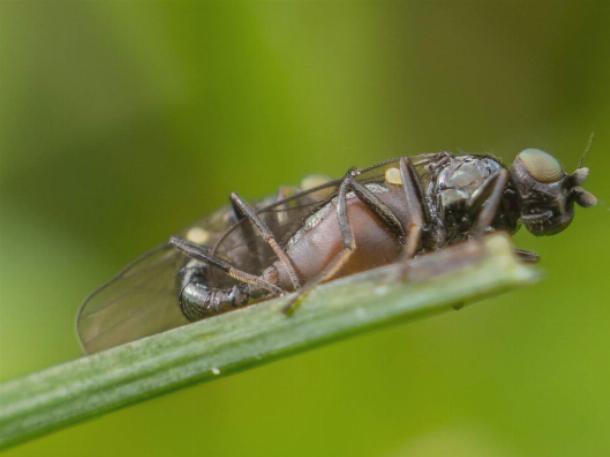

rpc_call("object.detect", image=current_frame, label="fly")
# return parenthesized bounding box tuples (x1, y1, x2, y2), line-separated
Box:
(77, 149, 597, 353)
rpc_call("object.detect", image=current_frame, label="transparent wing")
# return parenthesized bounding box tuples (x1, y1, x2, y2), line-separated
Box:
(207, 182, 340, 274)
(78, 176, 343, 354)
(77, 206, 236, 354)
(77, 244, 190, 353)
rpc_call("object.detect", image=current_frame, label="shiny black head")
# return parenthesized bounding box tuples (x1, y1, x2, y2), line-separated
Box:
(510, 148, 597, 236)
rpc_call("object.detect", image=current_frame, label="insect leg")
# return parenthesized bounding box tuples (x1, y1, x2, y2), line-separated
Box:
(348, 158, 429, 260)
(472, 169, 509, 235)
(514, 248, 540, 264)
(398, 157, 426, 261)
(169, 236, 283, 294)
(348, 179, 406, 240)
(230, 196, 262, 271)
(270, 186, 294, 229)
(282, 175, 358, 315)
(229, 192, 301, 290)
(283, 163, 434, 315)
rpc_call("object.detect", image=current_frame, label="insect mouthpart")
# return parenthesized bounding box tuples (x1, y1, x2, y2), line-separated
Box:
(520, 208, 573, 236)
(521, 210, 553, 222)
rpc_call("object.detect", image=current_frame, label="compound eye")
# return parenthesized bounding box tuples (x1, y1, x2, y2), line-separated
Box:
(517, 148, 563, 183)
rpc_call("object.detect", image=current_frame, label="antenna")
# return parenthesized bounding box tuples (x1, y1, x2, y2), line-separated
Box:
(578, 131, 595, 168)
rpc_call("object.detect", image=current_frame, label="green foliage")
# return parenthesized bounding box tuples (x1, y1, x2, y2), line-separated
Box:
(0, 235, 537, 450)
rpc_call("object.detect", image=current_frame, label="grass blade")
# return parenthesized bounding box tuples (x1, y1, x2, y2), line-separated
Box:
(0, 233, 538, 449)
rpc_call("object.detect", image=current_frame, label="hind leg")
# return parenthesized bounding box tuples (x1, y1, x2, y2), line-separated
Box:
(230, 193, 302, 290)
(170, 236, 283, 294)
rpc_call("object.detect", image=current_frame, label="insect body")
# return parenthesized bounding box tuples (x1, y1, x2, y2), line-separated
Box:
(78, 149, 596, 353)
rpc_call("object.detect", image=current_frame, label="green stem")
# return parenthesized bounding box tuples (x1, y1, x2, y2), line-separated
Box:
(0, 234, 537, 450)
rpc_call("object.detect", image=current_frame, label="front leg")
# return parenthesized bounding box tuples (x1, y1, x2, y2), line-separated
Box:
(471, 169, 509, 235)
(514, 248, 540, 264)
(467, 170, 538, 263)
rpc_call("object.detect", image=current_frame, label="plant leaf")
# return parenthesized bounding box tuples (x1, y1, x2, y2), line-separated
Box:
(0, 233, 538, 450)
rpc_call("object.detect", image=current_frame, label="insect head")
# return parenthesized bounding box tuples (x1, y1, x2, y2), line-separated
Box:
(510, 148, 597, 235)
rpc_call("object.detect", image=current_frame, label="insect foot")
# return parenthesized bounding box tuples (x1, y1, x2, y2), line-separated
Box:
(282, 291, 306, 316)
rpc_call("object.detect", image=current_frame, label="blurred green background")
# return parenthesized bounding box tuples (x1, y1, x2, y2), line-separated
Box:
(1, 1, 609, 456)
